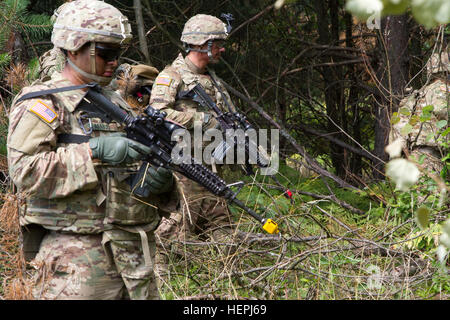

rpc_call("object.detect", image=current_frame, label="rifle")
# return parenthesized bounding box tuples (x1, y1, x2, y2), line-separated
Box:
(82, 83, 280, 234)
(177, 83, 294, 203)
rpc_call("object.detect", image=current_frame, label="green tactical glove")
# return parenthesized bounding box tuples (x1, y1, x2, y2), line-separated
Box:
(89, 135, 151, 165)
(144, 166, 173, 195)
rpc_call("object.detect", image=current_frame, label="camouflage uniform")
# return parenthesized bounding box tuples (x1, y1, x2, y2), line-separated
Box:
(390, 50, 449, 173)
(38, 47, 66, 82)
(7, 1, 172, 300)
(150, 15, 235, 273)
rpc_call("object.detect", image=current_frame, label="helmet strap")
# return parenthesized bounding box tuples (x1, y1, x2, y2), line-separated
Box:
(184, 40, 213, 59)
(89, 42, 96, 75)
(67, 57, 112, 86)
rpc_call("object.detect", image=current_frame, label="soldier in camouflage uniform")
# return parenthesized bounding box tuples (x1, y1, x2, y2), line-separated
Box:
(7, 0, 175, 300)
(390, 49, 449, 174)
(150, 14, 237, 278)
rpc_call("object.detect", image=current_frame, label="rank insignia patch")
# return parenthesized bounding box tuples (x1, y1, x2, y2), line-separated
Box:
(29, 100, 57, 123)
(155, 77, 173, 87)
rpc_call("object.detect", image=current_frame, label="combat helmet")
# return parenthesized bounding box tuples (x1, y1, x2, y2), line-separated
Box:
(426, 48, 450, 77)
(181, 14, 231, 58)
(51, 0, 132, 85)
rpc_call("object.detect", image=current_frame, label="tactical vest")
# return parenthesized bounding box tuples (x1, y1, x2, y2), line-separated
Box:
(13, 77, 160, 234)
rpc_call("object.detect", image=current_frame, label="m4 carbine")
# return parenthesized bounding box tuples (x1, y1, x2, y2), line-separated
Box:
(178, 83, 294, 203)
(83, 83, 279, 234)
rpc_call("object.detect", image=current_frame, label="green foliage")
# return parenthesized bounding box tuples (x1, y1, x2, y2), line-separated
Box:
(0, 53, 11, 78)
(0, 0, 53, 50)
(344, 0, 450, 28)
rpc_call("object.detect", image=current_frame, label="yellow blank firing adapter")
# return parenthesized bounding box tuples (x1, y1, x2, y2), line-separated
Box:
(262, 218, 279, 234)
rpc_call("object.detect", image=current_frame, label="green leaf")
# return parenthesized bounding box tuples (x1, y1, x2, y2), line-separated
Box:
(441, 127, 450, 137)
(409, 115, 420, 126)
(436, 120, 448, 129)
(418, 154, 426, 164)
(411, 0, 450, 29)
(399, 107, 411, 116)
(391, 112, 400, 124)
(420, 114, 431, 122)
(382, 0, 410, 15)
(415, 206, 430, 230)
(400, 123, 413, 135)
(422, 105, 434, 114)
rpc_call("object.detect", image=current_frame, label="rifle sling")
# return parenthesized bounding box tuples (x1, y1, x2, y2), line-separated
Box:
(16, 83, 91, 102)
(57, 133, 91, 144)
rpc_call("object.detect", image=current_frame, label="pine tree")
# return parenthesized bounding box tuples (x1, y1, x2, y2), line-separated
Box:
(0, 0, 53, 62)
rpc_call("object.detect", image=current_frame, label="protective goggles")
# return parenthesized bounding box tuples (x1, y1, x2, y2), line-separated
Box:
(95, 44, 123, 62)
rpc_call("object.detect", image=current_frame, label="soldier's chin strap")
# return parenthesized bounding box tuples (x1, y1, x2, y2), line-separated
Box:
(184, 40, 214, 59)
(67, 44, 112, 86)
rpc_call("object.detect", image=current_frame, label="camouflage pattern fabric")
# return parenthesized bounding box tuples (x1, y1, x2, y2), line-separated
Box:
(156, 173, 231, 243)
(7, 71, 167, 299)
(390, 78, 449, 173)
(181, 14, 228, 46)
(38, 47, 66, 82)
(31, 231, 159, 300)
(150, 53, 236, 129)
(51, 0, 132, 52)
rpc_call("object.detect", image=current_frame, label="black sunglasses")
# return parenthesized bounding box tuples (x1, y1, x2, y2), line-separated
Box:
(95, 44, 122, 62)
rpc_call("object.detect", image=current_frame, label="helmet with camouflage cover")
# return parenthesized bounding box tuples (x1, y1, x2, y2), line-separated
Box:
(181, 14, 229, 59)
(50, 0, 132, 85)
(426, 49, 450, 77)
(181, 14, 228, 46)
(51, 0, 132, 51)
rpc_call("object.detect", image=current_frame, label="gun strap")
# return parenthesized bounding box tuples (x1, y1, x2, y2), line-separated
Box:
(57, 133, 91, 144)
(16, 83, 91, 103)
(206, 70, 234, 114)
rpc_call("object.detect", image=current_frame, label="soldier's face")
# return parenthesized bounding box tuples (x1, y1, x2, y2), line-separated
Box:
(199, 40, 225, 64)
(209, 40, 225, 64)
(70, 42, 120, 80)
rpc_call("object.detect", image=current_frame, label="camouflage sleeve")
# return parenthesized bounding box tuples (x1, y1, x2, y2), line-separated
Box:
(150, 68, 200, 128)
(7, 94, 98, 199)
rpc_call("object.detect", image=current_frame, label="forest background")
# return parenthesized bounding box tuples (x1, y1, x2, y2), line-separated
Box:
(0, 0, 448, 300)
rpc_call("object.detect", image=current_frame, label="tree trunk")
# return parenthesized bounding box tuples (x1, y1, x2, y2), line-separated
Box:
(134, 0, 151, 64)
(373, 15, 409, 179)
(314, 0, 346, 178)
(344, 12, 363, 177)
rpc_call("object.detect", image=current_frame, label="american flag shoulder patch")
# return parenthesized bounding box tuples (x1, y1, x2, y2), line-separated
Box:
(155, 76, 173, 87)
(29, 100, 57, 123)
